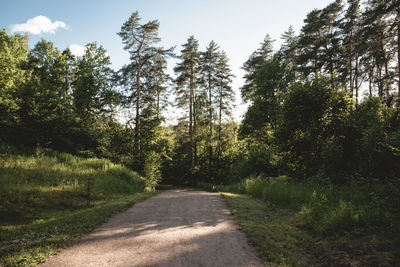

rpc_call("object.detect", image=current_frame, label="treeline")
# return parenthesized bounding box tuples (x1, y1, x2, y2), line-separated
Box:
(238, 0, 400, 183)
(0, 12, 237, 185)
(1, 0, 400, 186)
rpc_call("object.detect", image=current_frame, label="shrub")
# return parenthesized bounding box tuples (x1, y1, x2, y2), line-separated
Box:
(143, 151, 162, 191)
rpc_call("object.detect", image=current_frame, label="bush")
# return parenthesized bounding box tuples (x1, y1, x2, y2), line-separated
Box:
(232, 143, 279, 179)
(143, 151, 162, 191)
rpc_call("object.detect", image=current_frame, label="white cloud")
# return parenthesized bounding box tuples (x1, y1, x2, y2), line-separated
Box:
(68, 44, 86, 57)
(10, 15, 68, 35)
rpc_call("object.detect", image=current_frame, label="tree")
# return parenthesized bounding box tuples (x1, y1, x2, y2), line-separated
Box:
(296, 8, 324, 77)
(174, 35, 201, 180)
(143, 54, 170, 119)
(215, 51, 234, 173)
(241, 34, 275, 102)
(339, 0, 363, 100)
(240, 58, 294, 140)
(73, 43, 117, 122)
(296, 1, 343, 85)
(278, 25, 298, 72)
(361, 0, 395, 101)
(384, 0, 400, 103)
(0, 29, 29, 142)
(118, 11, 173, 158)
(276, 75, 352, 178)
(200, 40, 220, 178)
(18, 40, 73, 148)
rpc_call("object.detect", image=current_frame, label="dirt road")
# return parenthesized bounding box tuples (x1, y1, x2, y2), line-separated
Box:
(42, 189, 263, 266)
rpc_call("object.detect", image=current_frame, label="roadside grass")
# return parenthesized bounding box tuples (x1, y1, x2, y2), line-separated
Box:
(0, 146, 157, 266)
(222, 191, 400, 266)
(200, 176, 400, 266)
(0, 146, 145, 222)
(0, 191, 158, 266)
(222, 192, 314, 267)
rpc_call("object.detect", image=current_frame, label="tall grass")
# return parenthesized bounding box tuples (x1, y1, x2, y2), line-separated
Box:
(199, 176, 399, 235)
(0, 145, 153, 266)
(0, 146, 145, 220)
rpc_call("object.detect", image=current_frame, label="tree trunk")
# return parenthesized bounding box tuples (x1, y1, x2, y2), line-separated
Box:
(208, 73, 213, 180)
(156, 90, 160, 119)
(349, 31, 354, 97)
(216, 89, 222, 175)
(369, 69, 373, 98)
(193, 89, 198, 183)
(397, 6, 400, 104)
(136, 55, 141, 158)
(189, 65, 194, 178)
(355, 56, 359, 104)
(384, 57, 390, 100)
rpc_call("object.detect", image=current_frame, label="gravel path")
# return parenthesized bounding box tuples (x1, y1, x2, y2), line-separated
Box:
(41, 189, 263, 266)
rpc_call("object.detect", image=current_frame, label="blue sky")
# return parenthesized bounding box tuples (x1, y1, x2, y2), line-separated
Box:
(1, 0, 334, 122)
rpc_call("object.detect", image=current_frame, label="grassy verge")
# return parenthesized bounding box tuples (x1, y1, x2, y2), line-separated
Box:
(222, 192, 399, 266)
(200, 176, 400, 266)
(0, 146, 157, 266)
(222, 192, 314, 266)
(0, 191, 158, 266)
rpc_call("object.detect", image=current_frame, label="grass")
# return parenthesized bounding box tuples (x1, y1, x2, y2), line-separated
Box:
(199, 176, 400, 266)
(222, 191, 400, 266)
(0, 191, 158, 266)
(0, 145, 157, 266)
(222, 192, 314, 266)
(0, 146, 146, 221)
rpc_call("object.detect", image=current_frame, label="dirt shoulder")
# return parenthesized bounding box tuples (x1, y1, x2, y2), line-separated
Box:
(41, 189, 263, 266)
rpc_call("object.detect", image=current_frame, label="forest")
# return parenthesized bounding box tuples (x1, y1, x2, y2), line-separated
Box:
(1, 0, 400, 266)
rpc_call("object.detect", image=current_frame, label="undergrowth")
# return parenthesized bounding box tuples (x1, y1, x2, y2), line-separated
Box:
(0, 145, 156, 266)
(199, 176, 400, 265)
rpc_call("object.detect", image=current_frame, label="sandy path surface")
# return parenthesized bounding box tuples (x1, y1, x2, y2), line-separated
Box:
(41, 189, 263, 267)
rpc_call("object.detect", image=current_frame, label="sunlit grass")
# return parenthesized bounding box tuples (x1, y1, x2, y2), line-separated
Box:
(0, 146, 154, 266)
(0, 192, 159, 266)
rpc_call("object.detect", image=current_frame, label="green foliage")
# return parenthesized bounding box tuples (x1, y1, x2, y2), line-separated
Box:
(213, 176, 399, 236)
(142, 151, 162, 191)
(222, 189, 399, 266)
(73, 42, 118, 121)
(241, 176, 314, 210)
(299, 185, 395, 235)
(276, 75, 353, 179)
(0, 146, 145, 219)
(0, 29, 29, 129)
(232, 142, 279, 179)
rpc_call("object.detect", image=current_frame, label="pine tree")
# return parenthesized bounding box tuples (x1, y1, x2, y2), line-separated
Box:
(241, 34, 275, 102)
(278, 26, 298, 72)
(296, 8, 324, 77)
(174, 36, 201, 181)
(361, 0, 394, 101)
(297, 1, 343, 85)
(215, 51, 234, 173)
(385, 0, 400, 103)
(339, 0, 362, 101)
(200, 41, 220, 178)
(320, 0, 343, 86)
(118, 11, 172, 158)
(142, 54, 170, 119)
